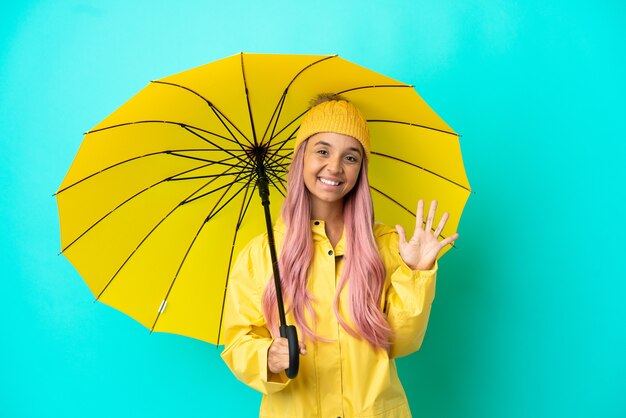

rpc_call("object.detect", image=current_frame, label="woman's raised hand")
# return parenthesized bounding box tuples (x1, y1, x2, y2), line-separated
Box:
(395, 200, 459, 271)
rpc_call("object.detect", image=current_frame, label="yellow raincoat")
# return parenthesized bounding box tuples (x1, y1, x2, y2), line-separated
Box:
(220, 219, 437, 418)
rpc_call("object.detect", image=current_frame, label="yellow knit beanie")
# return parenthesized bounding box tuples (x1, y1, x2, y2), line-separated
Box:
(294, 97, 370, 159)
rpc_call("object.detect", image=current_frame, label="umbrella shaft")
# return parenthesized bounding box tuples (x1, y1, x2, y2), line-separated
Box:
(263, 201, 288, 327)
(256, 158, 288, 327)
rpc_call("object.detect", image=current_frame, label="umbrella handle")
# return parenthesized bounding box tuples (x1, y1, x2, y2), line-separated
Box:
(280, 324, 300, 379)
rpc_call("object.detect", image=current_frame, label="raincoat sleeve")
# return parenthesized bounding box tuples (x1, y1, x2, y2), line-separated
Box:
(220, 237, 290, 395)
(381, 231, 438, 359)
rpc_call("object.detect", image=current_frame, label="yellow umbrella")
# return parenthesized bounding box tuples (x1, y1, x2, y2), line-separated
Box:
(56, 53, 470, 358)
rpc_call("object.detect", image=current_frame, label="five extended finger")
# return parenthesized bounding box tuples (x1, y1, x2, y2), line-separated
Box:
(440, 233, 460, 248)
(415, 199, 425, 231)
(425, 200, 437, 232)
(415, 199, 424, 230)
(434, 211, 449, 238)
(395, 224, 407, 244)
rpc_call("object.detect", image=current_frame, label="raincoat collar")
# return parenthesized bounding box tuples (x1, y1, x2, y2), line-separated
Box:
(273, 218, 398, 258)
(274, 217, 346, 256)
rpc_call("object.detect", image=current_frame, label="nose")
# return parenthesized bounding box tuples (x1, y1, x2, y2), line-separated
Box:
(326, 155, 343, 174)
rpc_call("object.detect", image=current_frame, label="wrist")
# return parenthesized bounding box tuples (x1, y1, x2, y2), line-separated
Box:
(410, 260, 434, 271)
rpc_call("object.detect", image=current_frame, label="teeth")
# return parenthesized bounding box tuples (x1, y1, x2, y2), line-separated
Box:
(320, 178, 340, 186)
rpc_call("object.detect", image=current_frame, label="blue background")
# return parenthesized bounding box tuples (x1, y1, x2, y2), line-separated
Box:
(2, 1, 625, 417)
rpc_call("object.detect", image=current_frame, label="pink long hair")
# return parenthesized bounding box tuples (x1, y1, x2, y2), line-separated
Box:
(261, 140, 392, 351)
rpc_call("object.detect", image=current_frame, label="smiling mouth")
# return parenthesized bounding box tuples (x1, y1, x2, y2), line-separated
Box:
(319, 177, 341, 186)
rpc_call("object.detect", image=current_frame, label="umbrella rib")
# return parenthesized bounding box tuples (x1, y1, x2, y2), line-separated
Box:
(149, 216, 205, 333)
(59, 160, 229, 253)
(337, 84, 411, 94)
(267, 109, 307, 148)
(166, 151, 247, 168)
(180, 125, 249, 158)
(267, 148, 293, 166)
(261, 125, 297, 174)
(56, 150, 243, 195)
(150, 171, 256, 334)
(369, 185, 453, 243)
(56, 150, 167, 195)
(371, 151, 471, 192)
(283, 54, 338, 92)
(266, 150, 293, 188)
(178, 153, 252, 204)
(264, 155, 289, 198)
(266, 172, 287, 199)
(95, 189, 209, 300)
(239, 53, 259, 148)
(168, 172, 246, 182)
(235, 176, 257, 228)
(339, 83, 461, 135)
(205, 104, 256, 149)
(266, 142, 293, 164)
(181, 173, 252, 206)
(266, 138, 295, 160)
(269, 122, 299, 152)
(370, 185, 414, 216)
(151, 80, 254, 148)
(267, 94, 457, 149)
(263, 55, 337, 146)
(87, 120, 238, 146)
(265, 58, 422, 147)
(95, 163, 245, 301)
(200, 169, 255, 223)
(181, 162, 252, 207)
(262, 91, 286, 146)
(368, 119, 458, 137)
(336, 84, 460, 136)
(265, 159, 290, 177)
(216, 177, 258, 345)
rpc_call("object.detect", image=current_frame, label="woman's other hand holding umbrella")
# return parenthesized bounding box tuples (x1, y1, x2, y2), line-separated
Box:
(268, 339, 307, 375)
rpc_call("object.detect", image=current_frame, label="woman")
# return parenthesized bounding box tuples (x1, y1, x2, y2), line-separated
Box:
(221, 94, 458, 417)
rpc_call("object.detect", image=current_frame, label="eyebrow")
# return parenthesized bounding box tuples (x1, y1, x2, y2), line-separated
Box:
(314, 140, 363, 156)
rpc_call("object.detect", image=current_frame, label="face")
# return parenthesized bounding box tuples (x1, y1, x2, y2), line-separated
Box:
(302, 132, 364, 212)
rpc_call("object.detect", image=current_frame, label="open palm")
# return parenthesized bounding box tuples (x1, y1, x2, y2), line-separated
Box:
(396, 200, 459, 270)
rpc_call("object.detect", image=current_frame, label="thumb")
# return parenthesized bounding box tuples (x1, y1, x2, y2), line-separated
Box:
(395, 225, 407, 245)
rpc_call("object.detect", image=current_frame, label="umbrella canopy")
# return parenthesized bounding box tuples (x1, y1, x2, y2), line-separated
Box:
(56, 52, 470, 347)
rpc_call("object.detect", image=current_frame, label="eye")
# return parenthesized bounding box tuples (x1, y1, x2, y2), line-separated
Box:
(316, 149, 328, 156)
(345, 155, 359, 163)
